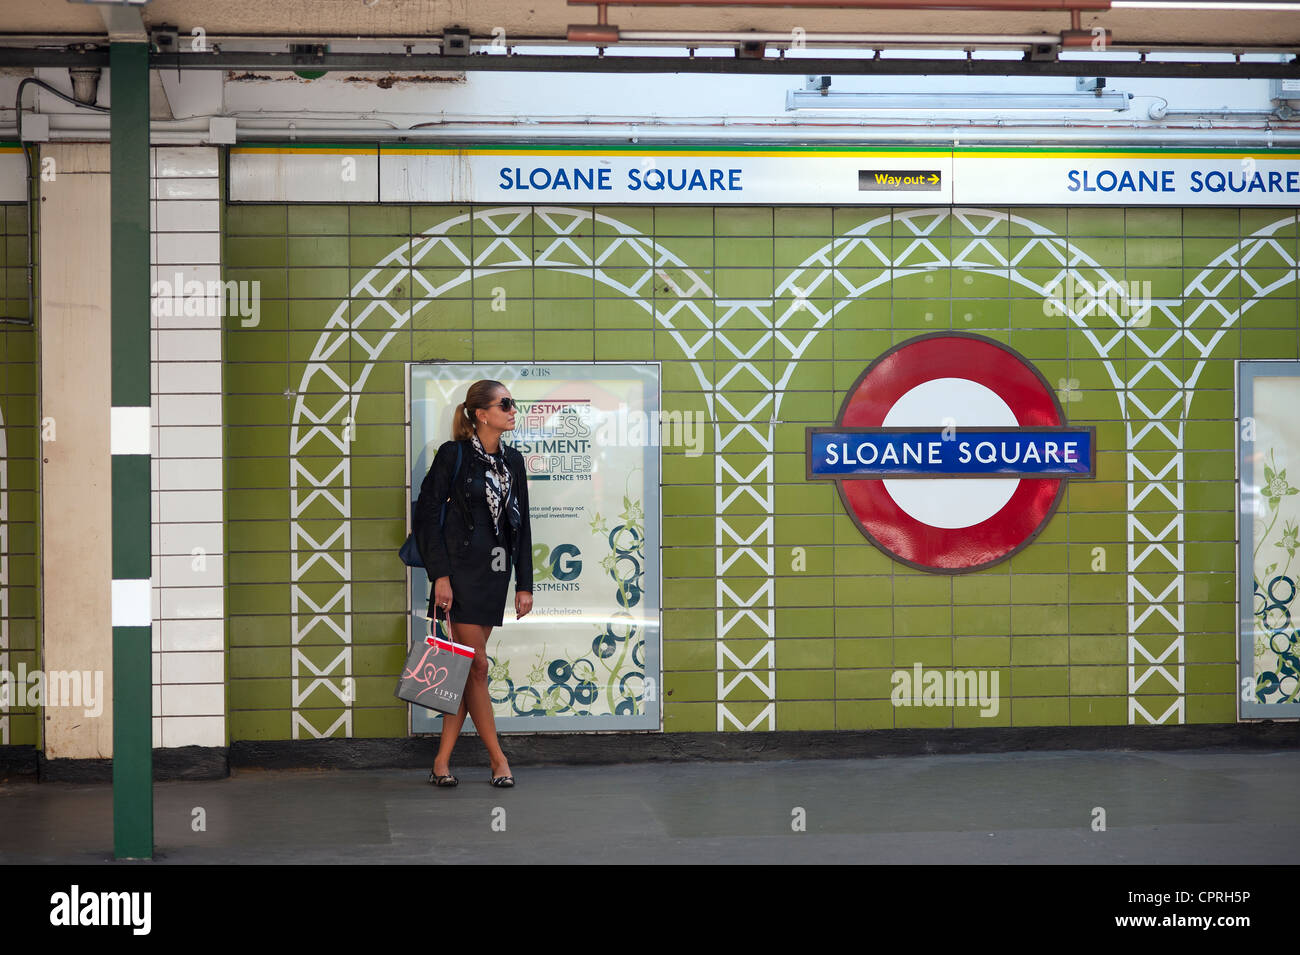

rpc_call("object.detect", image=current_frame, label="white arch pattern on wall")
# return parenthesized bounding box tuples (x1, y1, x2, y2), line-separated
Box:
(285, 205, 1299, 738)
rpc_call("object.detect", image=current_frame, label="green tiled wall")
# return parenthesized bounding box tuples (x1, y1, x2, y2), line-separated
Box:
(2, 201, 37, 745)
(223, 203, 1299, 739)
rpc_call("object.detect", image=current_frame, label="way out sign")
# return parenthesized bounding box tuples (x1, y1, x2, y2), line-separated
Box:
(807, 333, 1095, 573)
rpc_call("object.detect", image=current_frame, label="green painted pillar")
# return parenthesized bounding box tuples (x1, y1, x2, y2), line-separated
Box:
(110, 41, 153, 860)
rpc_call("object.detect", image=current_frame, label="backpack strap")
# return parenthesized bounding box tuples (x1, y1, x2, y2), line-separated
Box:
(438, 440, 463, 529)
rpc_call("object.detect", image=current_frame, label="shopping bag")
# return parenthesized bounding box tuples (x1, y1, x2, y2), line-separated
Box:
(395, 616, 474, 715)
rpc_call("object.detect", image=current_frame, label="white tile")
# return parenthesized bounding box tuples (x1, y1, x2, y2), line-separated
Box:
(156, 361, 221, 395)
(159, 585, 224, 620)
(161, 619, 224, 653)
(152, 652, 161, 684)
(151, 270, 226, 330)
(157, 394, 222, 427)
(159, 650, 224, 685)
(152, 684, 162, 714)
(157, 490, 223, 524)
(154, 199, 219, 233)
(160, 553, 223, 587)
(155, 232, 220, 266)
(150, 422, 160, 458)
(152, 178, 219, 200)
(155, 146, 219, 179)
(153, 299, 224, 331)
(151, 553, 161, 587)
(153, 264, 221, 287)
(158, 457, 223, 491)
(152, 717, 164, 748)
(158, 522, 223, 558)
(158, 425, 223, 458)
(160, 716, 225, 748)
(159, 683, 225, 717)
(151, 619, 162, 653)
(156, 328, 220, 362)
(151, 583, 161, 622)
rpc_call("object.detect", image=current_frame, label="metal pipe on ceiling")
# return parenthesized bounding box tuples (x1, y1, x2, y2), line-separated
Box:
(572, 26, 1111, 47)
(568, 0, 1114, 9)
(122, 52, 1300, 80)
(8, 118, 1296, 147)
(0, 44, 1295, 79)
(0, 33, 1295, 54)
(572, 0, 1300, 7)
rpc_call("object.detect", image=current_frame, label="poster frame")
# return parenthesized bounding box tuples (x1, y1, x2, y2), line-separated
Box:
(405, 360, 664, 734)
(1237, 359, 1300, 721)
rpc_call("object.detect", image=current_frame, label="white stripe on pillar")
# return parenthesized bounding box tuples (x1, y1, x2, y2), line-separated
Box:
(110, 405, 152, 455)
(111, 578, 152, 627)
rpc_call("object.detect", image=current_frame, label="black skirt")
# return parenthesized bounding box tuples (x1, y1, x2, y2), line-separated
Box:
(430, 464, 512, 628)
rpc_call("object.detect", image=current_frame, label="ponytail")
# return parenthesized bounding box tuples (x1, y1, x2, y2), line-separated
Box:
(451, 401, 474, 441)
(451, 379, 507, 442)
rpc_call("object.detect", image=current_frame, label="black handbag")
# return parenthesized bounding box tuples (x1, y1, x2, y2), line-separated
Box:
(399, 441, 462, 568)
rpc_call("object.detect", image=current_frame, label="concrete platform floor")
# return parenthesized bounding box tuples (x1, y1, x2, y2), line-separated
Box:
(1, 748, 1297, 864)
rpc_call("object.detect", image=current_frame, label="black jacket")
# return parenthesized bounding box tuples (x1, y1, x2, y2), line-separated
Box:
(414, 439, 533, 593)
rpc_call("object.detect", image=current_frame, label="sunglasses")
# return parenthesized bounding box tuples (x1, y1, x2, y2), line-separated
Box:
(490, 397, 517, 412)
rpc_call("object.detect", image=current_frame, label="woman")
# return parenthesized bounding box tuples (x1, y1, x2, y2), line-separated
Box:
(414, 379, 533, 788)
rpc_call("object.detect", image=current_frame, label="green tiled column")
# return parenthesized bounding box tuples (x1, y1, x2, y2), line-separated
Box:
(109, 42, 152, 860)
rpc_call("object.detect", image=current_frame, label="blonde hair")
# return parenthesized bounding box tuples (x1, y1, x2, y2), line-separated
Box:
(451, 379, 506, 441)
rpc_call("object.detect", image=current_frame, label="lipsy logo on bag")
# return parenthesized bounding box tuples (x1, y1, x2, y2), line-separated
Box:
(403, 643, 451, 700)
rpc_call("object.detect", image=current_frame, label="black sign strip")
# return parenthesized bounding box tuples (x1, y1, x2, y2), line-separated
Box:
(858, 169, 943, 191)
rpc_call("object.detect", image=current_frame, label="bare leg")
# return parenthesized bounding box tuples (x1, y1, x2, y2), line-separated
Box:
(433, 623, 511, 779)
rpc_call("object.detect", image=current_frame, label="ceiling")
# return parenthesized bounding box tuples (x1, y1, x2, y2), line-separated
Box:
(2, 0, 1297, 50)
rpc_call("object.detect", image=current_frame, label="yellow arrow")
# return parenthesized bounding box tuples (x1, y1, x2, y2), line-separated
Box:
(928, 174, 940, 184)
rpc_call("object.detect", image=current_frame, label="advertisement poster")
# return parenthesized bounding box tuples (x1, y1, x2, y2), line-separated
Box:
(409, 363, 661, 732)
(1239, 363, 1300, 719)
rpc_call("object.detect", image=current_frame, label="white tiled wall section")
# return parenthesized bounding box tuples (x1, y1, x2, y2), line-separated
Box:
(150, 146, 225, 749)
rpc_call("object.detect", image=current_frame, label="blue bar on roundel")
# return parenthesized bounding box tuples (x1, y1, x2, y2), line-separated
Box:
(809, 429, 1094, 477)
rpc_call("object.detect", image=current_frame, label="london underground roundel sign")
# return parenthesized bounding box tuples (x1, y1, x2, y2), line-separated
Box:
(806, 332, 1095, 573)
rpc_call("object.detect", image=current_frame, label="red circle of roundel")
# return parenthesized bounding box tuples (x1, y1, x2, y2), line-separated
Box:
(836, 332, 1066, 573)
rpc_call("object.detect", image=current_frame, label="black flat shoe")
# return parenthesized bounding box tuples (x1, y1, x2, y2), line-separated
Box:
(429, 770, 458, 787)
(489, 775, 515, 788)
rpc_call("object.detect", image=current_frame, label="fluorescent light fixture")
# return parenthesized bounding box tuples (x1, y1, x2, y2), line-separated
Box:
(66, 0, 151, 5)
(787, 90, 1130, 111)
